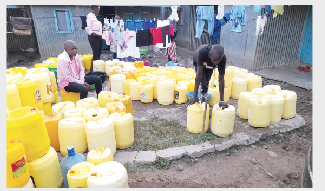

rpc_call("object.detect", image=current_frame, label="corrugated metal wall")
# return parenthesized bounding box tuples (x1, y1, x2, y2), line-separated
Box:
(7, 6, 38, 51)
(253, 5, 308, 71)
(299, 5, 312, 65)
(220, 5, 260, 70)
(30, 5, 92, 58)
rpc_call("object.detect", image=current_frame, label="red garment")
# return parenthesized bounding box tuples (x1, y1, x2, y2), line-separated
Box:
(165, 41, 177, 63)
(150, 27, 162, 45)
(170, 25, 174, 36)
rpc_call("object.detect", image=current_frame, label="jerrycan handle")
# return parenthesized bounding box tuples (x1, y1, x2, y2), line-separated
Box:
(258, 98, 263, 104)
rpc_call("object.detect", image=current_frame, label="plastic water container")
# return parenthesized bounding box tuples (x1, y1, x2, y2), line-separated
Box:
(28, 147, 63, 188)
(137, 76, 149, 83)
(231, 78, 248, 99)
(233, 68, 248, 78)
(251, 88, 268, 98)
(50, 71, 57, 92)
(58, 117, 88, 156)
(6, 84, 22, 111)
(60, 146, 86, 188)
(7, 72, 24, 82)
(109, 67, 122, 87)
(157, 81, 174, 105)
(208, 86, 220, 106)
(276, 90, 297, 119)
(106, 102, 126, 114)
(130, 82, 141, 100)
(43, 113, 62, 151)
(53, 90, 60, 103)
(22, 178, 34, 188)
(85, 118, 116, 153)
(25, 72, 54, 103)
(123, 79, 136, 96)
(26, 67, 50, 76)
(98, 91, 119, 108)
(175, 83, 188, 104)
(76, 97, 99, 109)
(133, 61, 144, 68)
(93, 60, 105, 72)
(67, 161, 95, 188)
(248, 97, 271, 127)
(246, 75, 262, 92)
(7, 107, 50, 162)
(105, 61, 113, 75)
(83, 107, 110, 122)
(187, 102, 209, 133)
(264, 94, 285, 124)
(243, 72, 255, 79)
(87, 147, 114, 166)
(211, 104, 236, 137)
(214, 69, 233, 88)
(140, 83, 154, 103)
(80, 57, 85, 70)
(83, 54, 93, 71)
(263, 85, 281, 95)
(42, 96, 56, 115)
(149, 76, 159, 99)
(7, 67, 28, 76)
(64, 107, 87, 119)
(117, 95, 133, 115)
(109, 112, 134, 149)
(6, 139, 30, 188)
(111, 74, 126, 94)
(237, 92, 259, 119)
(60, 89, 80, 104)
(52, 101, 76, 117)
(87, 161, 129, 188)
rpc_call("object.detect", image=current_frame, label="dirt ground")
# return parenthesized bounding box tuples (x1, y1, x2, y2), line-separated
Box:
(6, 46, 312, 188)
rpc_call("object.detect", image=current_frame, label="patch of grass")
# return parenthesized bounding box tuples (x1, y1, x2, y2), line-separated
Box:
(276, 180, 290, 188)
(201, 152, 218, 160)
(254, 139, 267, 147)
(226, 145, 241, 155)
(123, 117, 218, 151)
(124, 162, 156, 173)
(180, 156, 197, 166)
(153, 157, 171, 170)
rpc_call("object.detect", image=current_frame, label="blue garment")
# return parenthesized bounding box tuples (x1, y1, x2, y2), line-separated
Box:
(254, 5, 262, 12)
(116, 31, 121, 40)
(224, 12, 231, 22)
(231, 18, 241, 33)
(134, 20, 144, 30)
(125, 20, 136, 31)
(219, 18, 226, 26)
(265, 11, 271, 20)
(230, 5, 250, 26)
(195, 6, 214, 38)
(265, 5, 271, 10)
(211, 14, 221, 44)
(143, 20, 157, 30)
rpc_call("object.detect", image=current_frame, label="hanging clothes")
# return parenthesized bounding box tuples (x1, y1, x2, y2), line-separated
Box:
(219, 18, 226, 26)
(125, 20, 136, 31)
(230, 5, 249, 27)
(216, 5, 224, 20)
(211, 14, 221, 44)
(156, 35, 172, 48)
(273, 5, 284, 18)
(102, 31, 113, 45)
(271, 5, 276, 10)
(224, 12, 231, 22)
(265, 11, 271, 20)
(136, 29, 151, 47)
(119, 19, 125, 31)
(265, 5, 271, 11)
(168, 6, 179, 21)
(117, 31, 140, 59)
(150, 27, 163, 45)
(80, 16, 87, 30)
(134, 20, 144, 31)
(143, 20, 157, 30)
(254, 5, 262, 12)
(165, 41, 177, 63)
(110, 19, 118, 29)
(231, 17, 241, 33)
(195, 6, 214, 39)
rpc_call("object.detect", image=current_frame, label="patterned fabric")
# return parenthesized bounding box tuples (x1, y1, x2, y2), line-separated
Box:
(85, 12, 102, 36)
(165, 41, 177, 63)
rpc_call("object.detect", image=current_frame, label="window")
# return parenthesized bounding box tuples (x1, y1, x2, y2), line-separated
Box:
(54, 9, 74, 33)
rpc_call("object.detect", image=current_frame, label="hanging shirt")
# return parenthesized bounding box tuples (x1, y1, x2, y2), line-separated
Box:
(85, 12, 102, 36)
(143, 20, 157, 30)
(125, 20, 136, 31)
(216, 5, 224, 20)
(136, 29, 151, 47)
(110, 19, 118, 29)
(271, 5, 276, 10)
(273, 5, 284, 18)
(117, 31, 140, 59)
(169, 20, 177, 32)
(265, 5, 271, 11)
(168, 6, 179, 21)
(254, 5, 262, 12)
(150, 27, 162, 45)
(211, 14, 221, 44)
(134, 20, 144, 31)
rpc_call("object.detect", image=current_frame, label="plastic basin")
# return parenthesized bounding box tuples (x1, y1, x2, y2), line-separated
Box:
(188, 91, 211, 101)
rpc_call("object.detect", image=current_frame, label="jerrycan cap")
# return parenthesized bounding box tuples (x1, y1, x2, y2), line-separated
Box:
(68, 146, 76, 156)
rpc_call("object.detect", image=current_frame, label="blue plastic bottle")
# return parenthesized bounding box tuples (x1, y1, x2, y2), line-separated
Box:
(60, 146, 86, 188)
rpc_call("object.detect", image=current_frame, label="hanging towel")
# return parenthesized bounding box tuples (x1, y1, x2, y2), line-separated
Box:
(80, 16, 87, 29)
(241, 5, 251, 26)
(231, 5, 248, 26)
(125, 20, 136, 31)
(195, 6, 214, 38)
(271, 5, 276, 10)
(265, 5, 271, 11)
(143, 20, 157, 30)
(116, 31, 122, 41)
(216, 5, 224, 20)
(254, 5, 262, 12)
(211, 14, 221, 44)
(165, 41, 177, 63)
(168, 6, 179, 21)
(136, 29, 151, 47)
(273, 5, 284, 18)
(231, 17, 241, 33)
(134, 20, 144, 31)
(150, 27, 162, 45)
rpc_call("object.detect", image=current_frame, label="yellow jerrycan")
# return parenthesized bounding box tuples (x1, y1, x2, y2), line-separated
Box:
(140, 83, 154, 103)
(7, 67, 28, 76)
(208, 86, 220, 106)
(175, 83, 188, 104)
(79, 57, 85, 70)
(248, 97, 271, 127)
(106, 102, 126, 114)
(6, 84, 22, 111)
(28, 146, 63, 188)
(111, 74, 126, 94)
(157, 81, 174, 105)
(60, 89, 80, 104)
(76, 97, 99, 109)
(49, 71, 57, 92)
(42, 96, 56, 115)
(7, 139, 30, 188)
(63, 107, 87, 119)
(22, 178, 35, 188)
(263, 85, 281, 95)
(93, 60, 105, 72)
(67, 161, 95, 188)
(85, 118, 116, 153)
(117, 94, 133, 115)
(109, 112, 134, 149)
(251, 87, 268, 98)
(7, 107, 50, 162)
(243, 72, 255, 79)
(26, 67, 50, 76)
(52, 101, 76, 117)
(231, 78, 248, 99)
(237, 92, 258, 119)
(87, 147, 114, 166)
(188, 79, 195, 100)
(58, 117, 88, 156)
(149, 76, 159, 99)
(53, 90, 60, 103)
(43, 113, 62, 151)
(130, 82, 141, 100)
(246, 75, 262, 92)
(225, 66, 239, 78)
(87, 161, 129, 188)
(233, 68, 248, 78)
(7, 72, 24, 82)
(214, 68, 233, 88)
(137, 75, 149, 83)
(276, 90, 297, 119)
(98, 91, 119, 108)
(83, 54, 93, 71)
(123, 79, 136, 96)
(264, 94, 284, 124)
(25, 72, 54, 103)
(105, 60, 113, 75)
(211, 104, 236, 137)
(83, 107, 110, 122)
(187, 102, 209, 133)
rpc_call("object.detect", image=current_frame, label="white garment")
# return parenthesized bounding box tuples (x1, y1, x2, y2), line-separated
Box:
(157, 20, 170, 28)
(260, 16, 265, 34)
(119, 19, 125, 31)
(155, 35, 172, 48)
(110, 19, 118, 29)
(216, 5, 224, 20)
(256, 16, 262, 35)
(104, 18, 110, 29)
(117, 31, 140, 59)
(168, 6, 179, 21)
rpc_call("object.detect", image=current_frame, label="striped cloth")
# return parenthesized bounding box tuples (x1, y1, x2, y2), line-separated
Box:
(165, 41, 177, 63)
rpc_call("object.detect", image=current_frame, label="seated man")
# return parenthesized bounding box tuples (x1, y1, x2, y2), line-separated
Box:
(57, 40, 102, 99)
